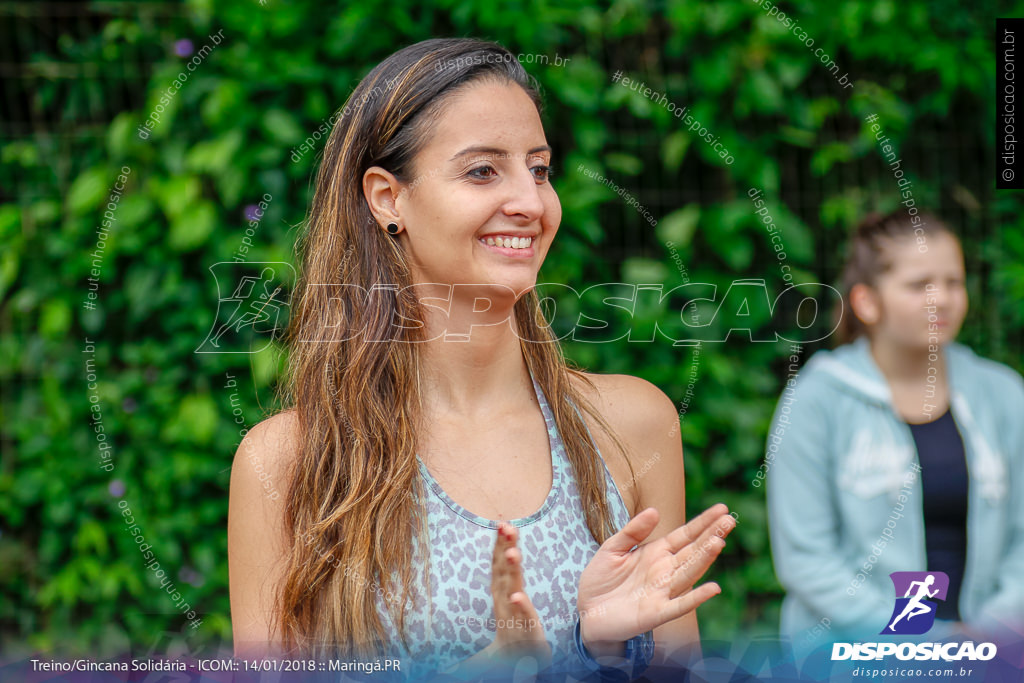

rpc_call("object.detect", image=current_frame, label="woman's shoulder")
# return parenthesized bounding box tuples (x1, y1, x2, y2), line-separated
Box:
(231, 408, 300, 496)
(947, 342, 1024, 397)
(240, 408, 300, 454)
(567, 370, 679, 453)
(569, 370, 677, 424)
(787, 342, 881, 403)
(567, 371, 681, 516)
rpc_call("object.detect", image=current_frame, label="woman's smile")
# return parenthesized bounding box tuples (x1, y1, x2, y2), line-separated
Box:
(477, 234, 536, 258)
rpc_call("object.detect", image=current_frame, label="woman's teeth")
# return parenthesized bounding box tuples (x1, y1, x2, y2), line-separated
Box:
(481, 236, 533, 249)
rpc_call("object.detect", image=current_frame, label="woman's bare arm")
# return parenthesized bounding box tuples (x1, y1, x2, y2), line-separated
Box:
(629, 384, 707, 666)
(228, 411, 298, 658)
(575, 373, 715, 667)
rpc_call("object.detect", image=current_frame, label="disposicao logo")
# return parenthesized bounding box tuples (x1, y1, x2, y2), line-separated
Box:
(883, 571, 948, 635)
(831, 571, 997, 662)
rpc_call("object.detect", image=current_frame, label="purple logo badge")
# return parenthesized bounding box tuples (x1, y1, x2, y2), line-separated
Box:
(882, 571, 949, 635)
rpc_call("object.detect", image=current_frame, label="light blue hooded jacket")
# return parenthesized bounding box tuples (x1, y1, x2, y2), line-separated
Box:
(766, 337, 1024, 648)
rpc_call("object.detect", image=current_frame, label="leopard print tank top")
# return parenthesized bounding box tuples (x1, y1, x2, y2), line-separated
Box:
(371, 367, 634, 680)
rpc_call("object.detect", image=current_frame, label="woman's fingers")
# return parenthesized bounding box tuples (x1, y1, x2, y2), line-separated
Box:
(489, 522, 548, 656)
(506, 590, 543, 635)
(676, 512, 735, 565)
(662, 503, 732, 555)
(505, 546, 525, 597)
(624, 507, 732, 610)
(661, 581, 722, 623)
(502, 530, 538, 623)
(491, 523, 532, 619)
(491, 523, 515, 615)
(666, 525, 729, 596)
(664, 512, 734, 592)
(601, 506, 661, 555)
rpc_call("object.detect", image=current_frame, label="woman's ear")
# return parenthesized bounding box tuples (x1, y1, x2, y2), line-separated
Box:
(362, 166, 404, 229)
(849, 282, 881, 326)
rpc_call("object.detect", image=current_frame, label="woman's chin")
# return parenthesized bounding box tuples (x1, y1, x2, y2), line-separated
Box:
(474, 272, 540, 298)
(908, 330, 957, 350)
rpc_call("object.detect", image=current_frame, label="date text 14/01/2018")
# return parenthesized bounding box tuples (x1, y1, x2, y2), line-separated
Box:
(237, 658, 403, 672)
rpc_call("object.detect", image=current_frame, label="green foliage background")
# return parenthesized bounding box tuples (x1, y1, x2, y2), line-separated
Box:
(3, 0, 1022, 657)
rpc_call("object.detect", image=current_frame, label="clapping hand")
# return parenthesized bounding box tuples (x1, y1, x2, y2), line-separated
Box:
(482, 521, 552, 666)
(576, 503, 735, 653)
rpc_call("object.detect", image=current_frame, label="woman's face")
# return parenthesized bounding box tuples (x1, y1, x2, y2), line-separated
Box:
(383, 79, 561, 300)
(862, 231, 968, 349)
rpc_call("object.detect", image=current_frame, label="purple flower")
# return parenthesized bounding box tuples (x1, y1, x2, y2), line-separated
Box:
(174, 40, 194, 57)
(122, 397, 137, 413)
(244, 204, 262, 222)
(108, 479, 126, 497)
(179, 566, 206, 588)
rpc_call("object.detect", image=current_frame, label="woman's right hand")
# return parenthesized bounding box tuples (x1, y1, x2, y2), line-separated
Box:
(485, 521, 552, 667)
(441, 522, 551, 678)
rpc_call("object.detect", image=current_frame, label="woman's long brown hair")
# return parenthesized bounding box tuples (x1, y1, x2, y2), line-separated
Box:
(271, 38, 640, 658)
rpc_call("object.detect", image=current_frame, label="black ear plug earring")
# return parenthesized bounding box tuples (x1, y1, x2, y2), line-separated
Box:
(386, 222, 400, 235)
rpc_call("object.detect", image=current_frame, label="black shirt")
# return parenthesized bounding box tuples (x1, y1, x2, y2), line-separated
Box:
(907, 407, 969, 621)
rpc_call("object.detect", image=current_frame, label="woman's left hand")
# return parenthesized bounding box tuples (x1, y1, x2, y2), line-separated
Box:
(576, 503, 735, 654)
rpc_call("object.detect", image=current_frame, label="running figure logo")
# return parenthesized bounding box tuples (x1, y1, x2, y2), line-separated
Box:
(196, 262, 293, 354)
(882, 571, 949, 635)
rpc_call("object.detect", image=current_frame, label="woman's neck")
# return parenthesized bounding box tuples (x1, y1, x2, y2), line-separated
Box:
(867, 336, 950, 423)
(868, 336, 939, 382)
(416, 285, 533, 419)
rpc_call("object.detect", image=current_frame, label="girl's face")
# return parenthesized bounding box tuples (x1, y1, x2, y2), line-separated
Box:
(381, 79, 561, 301)
(858, 231, 968, 349)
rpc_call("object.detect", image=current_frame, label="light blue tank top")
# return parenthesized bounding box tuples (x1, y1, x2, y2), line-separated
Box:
(373, 367, 634, 680)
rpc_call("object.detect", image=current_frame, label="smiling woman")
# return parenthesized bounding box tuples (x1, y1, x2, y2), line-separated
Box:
(227, 37, 735, 681)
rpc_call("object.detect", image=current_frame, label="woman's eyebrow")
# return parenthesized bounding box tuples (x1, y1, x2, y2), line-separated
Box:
(448, 144, 552, 161)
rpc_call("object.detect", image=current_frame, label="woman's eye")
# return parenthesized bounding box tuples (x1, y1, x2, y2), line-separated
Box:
(468, 165, 498, 180)
(531, 164, 554, 182)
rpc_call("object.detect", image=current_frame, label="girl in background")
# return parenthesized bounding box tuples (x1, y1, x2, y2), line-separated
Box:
(766, 208, 1024, 650)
